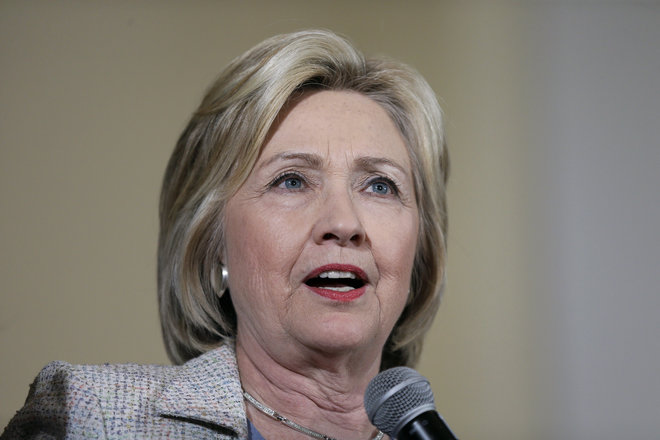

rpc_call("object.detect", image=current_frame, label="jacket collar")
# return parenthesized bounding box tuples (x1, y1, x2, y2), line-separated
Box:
(154, 342, 247, 437)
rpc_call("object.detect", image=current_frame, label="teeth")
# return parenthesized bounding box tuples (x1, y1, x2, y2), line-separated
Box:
(323, 286, 355, 292)
(318, 271, 357, 279)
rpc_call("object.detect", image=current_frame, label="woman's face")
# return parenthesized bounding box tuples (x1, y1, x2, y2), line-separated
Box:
(224, 90, 419, 362)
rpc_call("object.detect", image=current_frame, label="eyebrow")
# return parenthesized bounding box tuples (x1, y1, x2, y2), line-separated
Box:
(259, 151, 410, 178)
(259, 152, 325, 169)
(354, 156, 409, 177)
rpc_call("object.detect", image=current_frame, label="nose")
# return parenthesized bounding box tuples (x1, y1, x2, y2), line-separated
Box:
(312, 186, 366, 247)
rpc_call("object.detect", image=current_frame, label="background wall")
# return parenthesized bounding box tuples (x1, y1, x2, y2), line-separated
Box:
(2, 2, 658, 438)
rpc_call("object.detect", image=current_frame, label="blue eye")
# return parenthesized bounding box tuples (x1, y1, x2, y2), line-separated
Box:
(370, 181, 391, 195)
(283, 176, 303, 189)
(366, 176, 399, 196)
(271, 172, 306, 191)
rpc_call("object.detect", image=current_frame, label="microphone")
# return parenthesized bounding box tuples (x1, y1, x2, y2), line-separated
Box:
(364, 367, 457, 440)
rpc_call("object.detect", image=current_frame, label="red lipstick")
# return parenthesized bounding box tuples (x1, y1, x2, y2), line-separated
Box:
(304, 264, 368, 302)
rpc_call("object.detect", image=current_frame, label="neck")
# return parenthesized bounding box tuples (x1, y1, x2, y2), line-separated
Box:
(236, 333, 385, 440)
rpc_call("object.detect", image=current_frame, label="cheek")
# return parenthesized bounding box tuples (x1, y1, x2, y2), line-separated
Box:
(369, 210, 419, 281)
(223, 202, 306, 310)
(366, 209, 419, 319)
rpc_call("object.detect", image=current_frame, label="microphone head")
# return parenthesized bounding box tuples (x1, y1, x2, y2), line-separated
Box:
(364, 367, 436, 438)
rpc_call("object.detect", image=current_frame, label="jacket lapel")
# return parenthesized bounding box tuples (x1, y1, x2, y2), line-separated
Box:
(154, 343, 247, 437)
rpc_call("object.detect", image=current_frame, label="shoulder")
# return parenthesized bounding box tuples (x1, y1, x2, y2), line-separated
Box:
(38, 358, 181, 408)
(1, 360, 107, 438)
(63, 359, 180, 398)
(2, 344, 246, 439)
(38, 358, 179, 391)
(1, 360, 179, 439)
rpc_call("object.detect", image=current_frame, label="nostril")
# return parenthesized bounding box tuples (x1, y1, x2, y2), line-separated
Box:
(320, 231, 364, 245)
(317, 221, 365, 246)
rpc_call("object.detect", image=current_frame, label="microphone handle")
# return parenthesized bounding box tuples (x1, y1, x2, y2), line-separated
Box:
(396, 410, 458, 440)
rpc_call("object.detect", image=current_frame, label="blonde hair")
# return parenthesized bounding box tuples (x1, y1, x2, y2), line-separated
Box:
(158, 29, 449, 370)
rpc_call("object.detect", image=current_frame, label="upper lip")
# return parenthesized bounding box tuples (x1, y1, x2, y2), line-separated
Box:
(304, 264, 369, 284)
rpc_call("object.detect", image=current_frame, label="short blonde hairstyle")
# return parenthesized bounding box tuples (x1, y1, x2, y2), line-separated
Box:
(158, 30, 449, 370)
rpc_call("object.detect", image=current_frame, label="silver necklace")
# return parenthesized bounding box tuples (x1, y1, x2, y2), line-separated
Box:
(243, 390, 384, 440)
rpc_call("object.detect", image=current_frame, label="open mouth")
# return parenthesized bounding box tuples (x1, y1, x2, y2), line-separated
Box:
(304, 270, 366, 292)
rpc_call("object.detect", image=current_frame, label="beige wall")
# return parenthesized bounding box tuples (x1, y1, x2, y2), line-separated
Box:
(6, 1, 639, 438)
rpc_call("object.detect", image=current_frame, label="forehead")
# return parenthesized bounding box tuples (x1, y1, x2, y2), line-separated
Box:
(260, 90, 410, 166)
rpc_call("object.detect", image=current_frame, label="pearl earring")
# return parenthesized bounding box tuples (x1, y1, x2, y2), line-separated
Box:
(220, 265, 229, 295)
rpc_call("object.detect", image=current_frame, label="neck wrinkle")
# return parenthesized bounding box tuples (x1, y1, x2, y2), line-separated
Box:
(236, 334, 383, 440)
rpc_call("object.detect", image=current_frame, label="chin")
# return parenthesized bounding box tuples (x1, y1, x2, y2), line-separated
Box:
(295, 313, 383, 357)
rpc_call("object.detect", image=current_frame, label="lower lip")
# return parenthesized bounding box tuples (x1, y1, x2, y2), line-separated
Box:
(306, 285, 366, 302)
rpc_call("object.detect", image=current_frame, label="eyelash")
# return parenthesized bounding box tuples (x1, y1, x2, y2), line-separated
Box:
(269, 172, 308, 190)
(364, 175, 400, 197)
(268, 171, 401, 197)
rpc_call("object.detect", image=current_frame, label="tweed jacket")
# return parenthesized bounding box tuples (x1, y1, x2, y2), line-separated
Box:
(1, 343, 249, 439)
